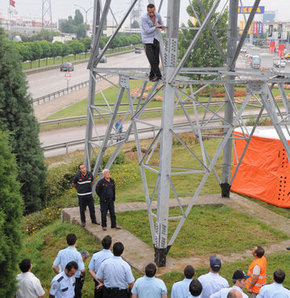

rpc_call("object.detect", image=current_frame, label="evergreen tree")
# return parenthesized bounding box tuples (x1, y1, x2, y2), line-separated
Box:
(179, 0, 228, 69)
(0, 29, 46, 214)
(0, 131, 23, 297)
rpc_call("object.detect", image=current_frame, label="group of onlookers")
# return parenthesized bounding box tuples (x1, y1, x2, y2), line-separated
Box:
(15, 239, 290, 298)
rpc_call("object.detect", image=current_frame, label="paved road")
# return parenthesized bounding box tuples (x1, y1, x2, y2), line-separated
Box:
(27, 51, 149, 99)
(40, 107, 284, 158)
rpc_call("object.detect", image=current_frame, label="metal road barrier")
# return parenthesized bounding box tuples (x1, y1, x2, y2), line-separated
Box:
(41, 113, 274, 154)
(33, 74, 111, 105)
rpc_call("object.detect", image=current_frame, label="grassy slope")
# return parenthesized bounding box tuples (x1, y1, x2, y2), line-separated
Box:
(22, 221, 290, 298)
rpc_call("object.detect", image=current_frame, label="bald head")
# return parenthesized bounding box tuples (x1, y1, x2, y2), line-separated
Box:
(227, 289, 242, 298)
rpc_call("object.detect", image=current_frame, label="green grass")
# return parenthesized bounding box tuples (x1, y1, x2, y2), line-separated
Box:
(116, 205, 288, 259)
(21, 220, 289, 298)
(242, 196, 290, 219)
(41, 83, 289, 131)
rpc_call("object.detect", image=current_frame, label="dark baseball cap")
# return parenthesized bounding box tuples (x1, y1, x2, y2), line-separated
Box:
(210, 256, 221, 270)
(232, 270, 249, 280)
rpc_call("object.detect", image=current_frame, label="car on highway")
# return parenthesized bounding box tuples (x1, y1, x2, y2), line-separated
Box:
(60, 62, 74, 71)
(135, 47, 142, 54)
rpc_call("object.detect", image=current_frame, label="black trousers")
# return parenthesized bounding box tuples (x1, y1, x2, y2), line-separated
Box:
(144, 39, 161, 78)
(103, 287, 128, 298)
(75, 277, 84, 298)
(100, 199, 116, 228)
(78, 194, 97, 224)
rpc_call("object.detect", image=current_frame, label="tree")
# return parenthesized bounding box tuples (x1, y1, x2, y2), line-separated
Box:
(0, 131, 23, 297)
(131, 20, 140, 28)
(0, 29, 46, 214)
(178, 0, 228, 69)
(74, 9, 84, 25)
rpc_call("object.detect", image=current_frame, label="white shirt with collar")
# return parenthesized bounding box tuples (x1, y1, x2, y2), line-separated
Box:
(50, 271, 75, 298)
(257, 282, 290, 298)
(210, 285, 248, 298)
(16, 271, 45, 298)
(198, 272, 229, 298)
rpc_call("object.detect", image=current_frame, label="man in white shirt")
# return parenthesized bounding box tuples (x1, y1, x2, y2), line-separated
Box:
(171, 265, 195, 298)
(16, 259, 45, 298)
(257, 269, 290, 298)
(210, 270, 249, 298)
(198, 256, 229, 297)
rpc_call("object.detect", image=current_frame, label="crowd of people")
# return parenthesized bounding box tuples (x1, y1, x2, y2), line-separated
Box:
(15, 239, 289, 298)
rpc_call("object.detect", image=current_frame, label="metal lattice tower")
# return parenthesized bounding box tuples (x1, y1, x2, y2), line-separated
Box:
(130, 0, 142, 27)
(84, 0, 290, 266)
(42, 0, 52, 29)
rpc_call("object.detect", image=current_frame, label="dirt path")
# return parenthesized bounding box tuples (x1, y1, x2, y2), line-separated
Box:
(62, 193, 290, 274)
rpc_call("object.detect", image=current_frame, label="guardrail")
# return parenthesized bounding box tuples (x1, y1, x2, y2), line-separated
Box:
(41, 113, 274, 154)
(33, 74, 112, 105)
(39, 106, 167, 127)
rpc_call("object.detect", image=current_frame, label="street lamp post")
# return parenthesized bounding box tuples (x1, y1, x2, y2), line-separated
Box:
(74, 4, 93, 24)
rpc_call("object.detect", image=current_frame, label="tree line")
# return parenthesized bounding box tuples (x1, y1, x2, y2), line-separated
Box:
(13, 34, 142, 62)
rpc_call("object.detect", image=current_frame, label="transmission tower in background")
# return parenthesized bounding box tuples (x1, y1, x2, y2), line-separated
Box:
(42, 0, 52, 29)
(130, 0, 142, 27)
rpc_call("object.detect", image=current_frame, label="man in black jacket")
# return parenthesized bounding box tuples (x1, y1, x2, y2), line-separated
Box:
(96, 169, 121, 231)
(72, 164, 99, 227)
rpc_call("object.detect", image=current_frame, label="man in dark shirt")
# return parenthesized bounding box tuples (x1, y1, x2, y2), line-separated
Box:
(72, 164, 99, 227)
(96, 169, 121, 231)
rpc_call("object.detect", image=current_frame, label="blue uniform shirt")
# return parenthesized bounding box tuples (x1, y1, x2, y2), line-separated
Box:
(210, 285, 248, 298)
(141, 12, 163, 44)
(257, 282, 290, 298)
(171, 278, 192, 298)
(132, 275, 167, 298)
(88, 249, 113, 273)
(50, 271, 76, 298)
(96, 256, 135, 289)
(53, 246, 84, 278)
(198, 272, 229, 298)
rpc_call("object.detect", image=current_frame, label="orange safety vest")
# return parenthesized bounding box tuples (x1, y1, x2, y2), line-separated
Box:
(246, 256, 267, 293)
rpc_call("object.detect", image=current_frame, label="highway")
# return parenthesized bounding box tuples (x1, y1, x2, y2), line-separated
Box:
(26, 51, 149, 99)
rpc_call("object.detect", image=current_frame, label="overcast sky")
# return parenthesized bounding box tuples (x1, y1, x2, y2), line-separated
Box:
(0, 0, 289, 25)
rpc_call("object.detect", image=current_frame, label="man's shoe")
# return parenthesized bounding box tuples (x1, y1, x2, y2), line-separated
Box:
(113, 225, 121, 229)
(151, 76, 162, 82)
(81, 222, 86, 227)
(102, 227, 107, 231)
(92, 221, 100, 225)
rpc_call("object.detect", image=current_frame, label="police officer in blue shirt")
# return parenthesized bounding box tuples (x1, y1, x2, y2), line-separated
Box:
(88, 235, 113, 298)
(49, 261, 78, 298)
(95, 242, 135, 298)
(171, 265, 195, 298)
(257, 269, 290, 298)
(52, 234, 85, 298)
(132, 263, 167, 298)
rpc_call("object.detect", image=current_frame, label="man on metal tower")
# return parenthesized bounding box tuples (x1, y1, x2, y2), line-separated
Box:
(141, 3, 164, 82)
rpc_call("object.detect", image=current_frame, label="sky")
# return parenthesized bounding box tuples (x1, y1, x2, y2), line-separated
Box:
(0, 0, 289, 25)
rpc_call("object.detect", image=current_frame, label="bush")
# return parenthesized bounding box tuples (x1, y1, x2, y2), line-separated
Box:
(44, 161, 80, 205)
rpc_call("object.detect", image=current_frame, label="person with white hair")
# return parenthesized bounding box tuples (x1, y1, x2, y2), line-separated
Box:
(96, 169, 121, 231)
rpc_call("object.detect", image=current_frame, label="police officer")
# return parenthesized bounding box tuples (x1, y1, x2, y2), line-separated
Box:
(95, 242, 135, 298)
(96, 169, 121, 231)
(88, 235, 113, 298)
(72, 163, 99, 227)
(49, 261, 78, 298)
(52, 234, 85, 298)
